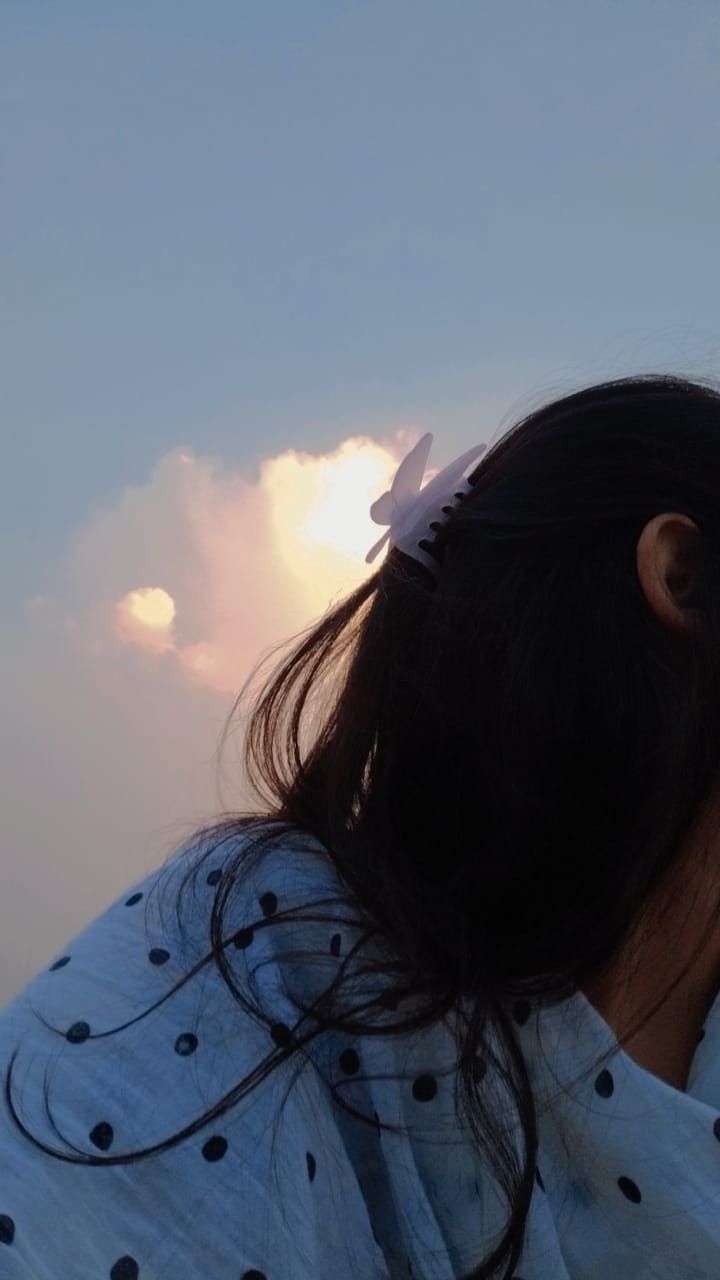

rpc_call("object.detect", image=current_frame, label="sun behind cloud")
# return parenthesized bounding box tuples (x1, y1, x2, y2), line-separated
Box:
(262, 434, 419, 593)
(272, 440, 394, 559)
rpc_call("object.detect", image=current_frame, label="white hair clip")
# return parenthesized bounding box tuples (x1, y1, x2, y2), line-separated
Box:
(365, 433, 487, 579)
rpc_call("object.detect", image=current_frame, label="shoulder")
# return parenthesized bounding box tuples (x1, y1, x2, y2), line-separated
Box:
(1, 821, 349, 1029)
(0, 823, 388, 1280)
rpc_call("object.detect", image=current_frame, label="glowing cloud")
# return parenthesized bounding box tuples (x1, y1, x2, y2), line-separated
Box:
(44, 427, 432, 696)
(115, 587, 177, 654)
(3, 423, 445, 1005)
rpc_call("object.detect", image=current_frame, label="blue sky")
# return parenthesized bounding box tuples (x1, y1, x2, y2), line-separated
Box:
(3, 0, 720, 999)
(5, 1, 720, 599)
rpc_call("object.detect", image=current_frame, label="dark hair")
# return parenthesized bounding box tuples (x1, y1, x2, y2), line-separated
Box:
(8, 372, 720, 1279)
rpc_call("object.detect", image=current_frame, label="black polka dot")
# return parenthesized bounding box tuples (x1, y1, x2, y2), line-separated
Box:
(535, 1166, 545, 1192)
(66, 1021, 90, 1044)
(259, 891, 277, 917)
(124, 893, 143, 907)
(206, 868, 222, 886)
(49, 955, 71, 971)
(202, 1134, 228, 1162)
(110, 1258, 138, 1280)
(471, 1055, 487, 1085)
(233, 927, 254, 949)
(241, 1271, 267, 1280)
(594, 1069, 614, 1098)
(0, 1214, 15, 1245)
(412, 1073, 437, 1102)
(174, 1032, 198, 1056)
(89, 1121, 114, 1151)
(713, 1116, 720, 1143)
(306, 1150, 316, 1181)
(330, 933, 342, 957)
(618, 1175, 642, 1203)
(148, 948, 170, 965)
(512, 999, 531, 1026)
(339, 1048, 360, 1075)
(270, 1022, 294, 1048)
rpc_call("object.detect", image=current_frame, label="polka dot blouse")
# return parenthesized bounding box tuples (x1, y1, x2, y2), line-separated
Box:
(1, 830, 720, 1278)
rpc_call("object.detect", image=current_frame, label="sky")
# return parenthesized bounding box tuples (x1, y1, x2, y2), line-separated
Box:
(3, 0, 720, 1003)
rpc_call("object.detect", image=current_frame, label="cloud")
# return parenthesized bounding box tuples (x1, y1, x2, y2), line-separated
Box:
(45, 430, 430, 694)
(1, 423, 434, 1003)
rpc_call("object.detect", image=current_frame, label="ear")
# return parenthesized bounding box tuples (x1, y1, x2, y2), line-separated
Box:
(636, 513, 701, 632)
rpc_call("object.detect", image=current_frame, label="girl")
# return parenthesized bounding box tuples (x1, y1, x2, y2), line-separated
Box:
(2, 372, 720, 1279)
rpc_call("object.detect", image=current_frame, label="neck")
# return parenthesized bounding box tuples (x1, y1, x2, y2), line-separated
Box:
(581, 827, 720, 1093)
